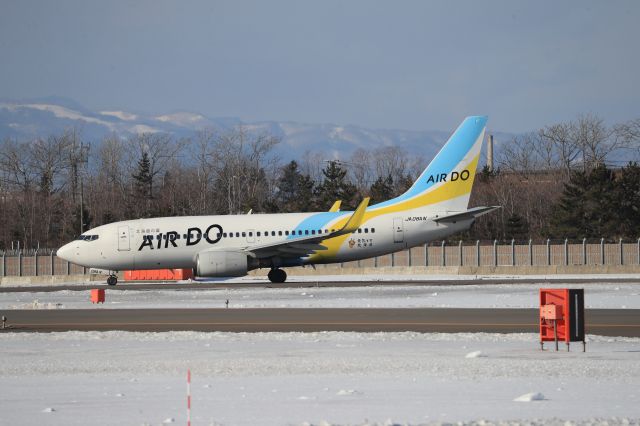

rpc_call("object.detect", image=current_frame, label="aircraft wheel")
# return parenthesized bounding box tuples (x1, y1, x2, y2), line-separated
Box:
(107, 275, 118, 286)
(268, 268, 287, 283)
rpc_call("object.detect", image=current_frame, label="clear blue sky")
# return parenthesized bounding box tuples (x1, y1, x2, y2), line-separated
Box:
(1, 0, 638, 132)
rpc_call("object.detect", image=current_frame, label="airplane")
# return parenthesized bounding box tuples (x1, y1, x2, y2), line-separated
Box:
(57, 116, 499, 285)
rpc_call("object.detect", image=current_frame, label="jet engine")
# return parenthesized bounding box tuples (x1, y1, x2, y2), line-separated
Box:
(195, 249, 251, 277)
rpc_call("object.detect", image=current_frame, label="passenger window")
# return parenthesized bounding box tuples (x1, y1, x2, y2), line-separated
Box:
(223, 233, 227, 238)
(285, 231, 289, 236)
(229, 233, 233, 238)
(235, 232, 240, 237)
(248, 232, 253, 237)
(357, 229, 362, 233)
(257, 232, 261, 237)
(278, 231, 282, 236)
(305, 230, 309, 235)
(242, 232, 246, 237)
(271, 231, 276, 236)
(371, 228, 375, 233)
(311, 230, 316, 235)
(364, 228, 368, 233)
(298, 230, 302, 235)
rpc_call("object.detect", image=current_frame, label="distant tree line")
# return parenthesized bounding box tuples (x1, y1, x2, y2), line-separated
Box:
(470, 114, 640, 241)
(0, 114, 639, 250)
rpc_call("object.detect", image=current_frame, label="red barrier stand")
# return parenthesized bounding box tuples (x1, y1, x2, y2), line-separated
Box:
(539, 288, 585, 352)
(124, 269, 194, 281)
(90, 289, 105, 304)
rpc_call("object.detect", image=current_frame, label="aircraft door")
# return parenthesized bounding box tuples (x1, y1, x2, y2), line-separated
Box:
(393, 217, 404, 243)
(117, 225, 131, 251)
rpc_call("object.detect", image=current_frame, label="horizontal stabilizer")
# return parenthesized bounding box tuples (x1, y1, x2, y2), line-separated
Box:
(433, 206, 501, 223)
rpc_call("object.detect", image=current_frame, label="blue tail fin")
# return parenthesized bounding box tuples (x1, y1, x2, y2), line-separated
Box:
(370, 116, 487, 213)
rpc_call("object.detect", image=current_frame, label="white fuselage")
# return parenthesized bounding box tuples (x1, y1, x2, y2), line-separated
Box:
(59, 206, 472, 272)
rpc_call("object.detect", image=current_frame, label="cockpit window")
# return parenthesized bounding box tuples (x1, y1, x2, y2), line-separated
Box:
(75, 235, 99, 241)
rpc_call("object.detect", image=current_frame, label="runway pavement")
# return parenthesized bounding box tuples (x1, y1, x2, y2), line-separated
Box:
(2, 308, 639, 337)
(3, 276, 640, 292)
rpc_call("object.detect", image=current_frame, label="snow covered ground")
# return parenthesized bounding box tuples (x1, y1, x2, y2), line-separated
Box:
(2, 276, 639, 424)
(1, 331, 638, 425)
(2, 281, 640, 310)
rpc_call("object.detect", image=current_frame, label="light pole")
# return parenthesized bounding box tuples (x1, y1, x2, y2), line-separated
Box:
(70, 140, 89, 235)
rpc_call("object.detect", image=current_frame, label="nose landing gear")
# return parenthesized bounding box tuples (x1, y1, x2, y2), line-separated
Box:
(106, 275, 118, 286)
(267, 268, 287, 283)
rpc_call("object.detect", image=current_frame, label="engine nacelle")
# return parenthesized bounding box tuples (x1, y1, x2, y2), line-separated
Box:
(196, 249, 249, 277)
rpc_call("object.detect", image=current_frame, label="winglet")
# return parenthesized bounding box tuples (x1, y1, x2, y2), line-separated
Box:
(339, 197, 370, 234)
(329, 200, 342, 212)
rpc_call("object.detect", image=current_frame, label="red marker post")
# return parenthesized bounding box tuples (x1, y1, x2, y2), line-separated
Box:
(187, 369, 191, 426)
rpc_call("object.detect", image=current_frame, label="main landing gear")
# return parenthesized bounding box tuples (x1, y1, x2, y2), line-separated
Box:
(107, 275, 118, 286)
(267, 268, 287, 284)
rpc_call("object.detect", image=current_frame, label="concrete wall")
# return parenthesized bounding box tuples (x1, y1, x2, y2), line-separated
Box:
(0, 274, 106, 286)
(249, 264, 640, 277)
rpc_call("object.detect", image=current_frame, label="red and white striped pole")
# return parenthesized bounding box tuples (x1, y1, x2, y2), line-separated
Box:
(187, 369, 191, 426)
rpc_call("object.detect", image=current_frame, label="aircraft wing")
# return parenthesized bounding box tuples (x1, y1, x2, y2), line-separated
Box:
(433, 206, 501, 223)
(243, 197, 369, 259)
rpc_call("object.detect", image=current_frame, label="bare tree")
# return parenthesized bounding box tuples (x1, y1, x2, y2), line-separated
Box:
(300, 150, 326, 184)
(191, 126, 280, 214)
(573, 113, 623, 170)
(0, 137, 35, 191)
(539, 122, 579, 178)
(615, 118, 640, 154)
(499, 132, 550, 178)
(30, 134, 74, 194)
(372, 146, 407, 184)
(126, 133, 188, 199)
(349, 148, 372, 194)
(190, 129, 218, 214)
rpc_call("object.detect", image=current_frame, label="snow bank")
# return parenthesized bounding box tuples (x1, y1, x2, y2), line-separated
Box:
(514, 392, 546, 402)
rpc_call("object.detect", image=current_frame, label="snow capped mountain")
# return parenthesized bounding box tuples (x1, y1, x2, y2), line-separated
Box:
(154, 111, 210, 127)
(100, 111, 139, 121)
(0, 98, 494, 162)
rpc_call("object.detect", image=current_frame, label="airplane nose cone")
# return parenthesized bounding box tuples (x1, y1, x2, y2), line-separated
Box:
(57, 243, 74, 262)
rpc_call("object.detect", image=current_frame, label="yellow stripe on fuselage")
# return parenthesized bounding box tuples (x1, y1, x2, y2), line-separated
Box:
(310, 153, 481, 261)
